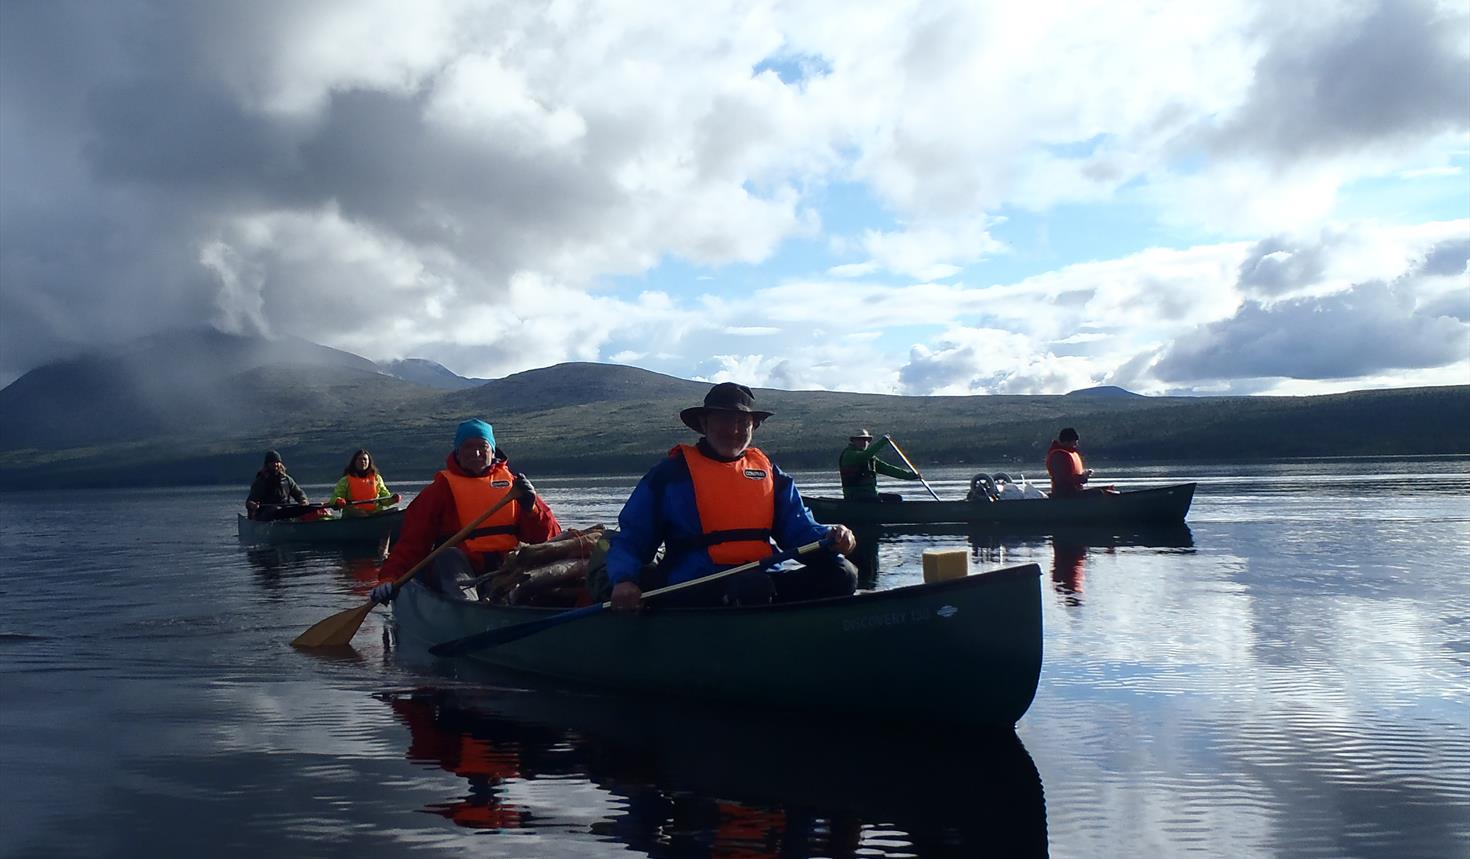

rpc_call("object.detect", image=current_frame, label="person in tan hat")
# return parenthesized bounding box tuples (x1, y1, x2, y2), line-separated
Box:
(838, 429, 919, 501)
(604, 382, 858, 611)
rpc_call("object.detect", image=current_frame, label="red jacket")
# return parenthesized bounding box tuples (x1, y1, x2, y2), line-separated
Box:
(378, 452, 561, 582)
(1046, 441, 1087, 497)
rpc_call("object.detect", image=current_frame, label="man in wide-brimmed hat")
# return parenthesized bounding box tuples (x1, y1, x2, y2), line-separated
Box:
(605, 382, 858, 611)
(838, 428, 919, 501)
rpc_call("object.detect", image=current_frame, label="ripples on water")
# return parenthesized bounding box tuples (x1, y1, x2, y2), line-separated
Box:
(1, 460, 1467, 857)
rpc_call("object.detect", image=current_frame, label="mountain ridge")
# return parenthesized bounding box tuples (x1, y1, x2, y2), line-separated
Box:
(1, 328, 1465, 489)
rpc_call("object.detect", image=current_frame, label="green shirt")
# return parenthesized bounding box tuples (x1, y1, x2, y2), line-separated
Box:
(838, 437, 919, 500)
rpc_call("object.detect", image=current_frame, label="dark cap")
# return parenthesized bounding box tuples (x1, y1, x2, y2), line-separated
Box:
(264, 449, 283, 464)
(1058, 427, 1078, 442)
(679, 382, 774, 433)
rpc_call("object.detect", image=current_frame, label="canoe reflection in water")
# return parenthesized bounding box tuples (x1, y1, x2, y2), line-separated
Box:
(377, 679, 1048, 857)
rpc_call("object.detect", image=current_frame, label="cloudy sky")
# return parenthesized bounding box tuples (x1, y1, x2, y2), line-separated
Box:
(1, 0, 1467, 395)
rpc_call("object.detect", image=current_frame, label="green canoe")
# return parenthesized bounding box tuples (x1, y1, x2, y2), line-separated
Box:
(804, 482, 1196, 527)
(392, 563, 1043, 727)
(235, 509, 404, 546)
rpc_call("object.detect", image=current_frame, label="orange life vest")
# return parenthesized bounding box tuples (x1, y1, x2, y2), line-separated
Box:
(677, 443, 775, 564)
(1047, 447, 1086, 494)
(347, 474, 378, 503)
(439, 464, 520, 554)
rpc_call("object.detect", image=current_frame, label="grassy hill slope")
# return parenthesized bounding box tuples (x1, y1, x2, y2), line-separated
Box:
(1, 336, 1465, 489)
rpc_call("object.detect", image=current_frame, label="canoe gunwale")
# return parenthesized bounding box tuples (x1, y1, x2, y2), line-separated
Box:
(804, 482, 1196, 526)
(404, 559, 1041, 619)
(235, 509, 404, 545)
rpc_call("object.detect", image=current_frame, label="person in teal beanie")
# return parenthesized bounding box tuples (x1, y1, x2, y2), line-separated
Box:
(455, 419, 495, 450)
(370, 419, 560, 604)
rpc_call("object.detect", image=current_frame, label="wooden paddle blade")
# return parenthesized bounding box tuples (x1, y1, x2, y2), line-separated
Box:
(292, 601, 376, 648)
(429, 603, 606, 657)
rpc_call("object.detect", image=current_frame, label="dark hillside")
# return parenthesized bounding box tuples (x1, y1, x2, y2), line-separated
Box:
(0, 328, 1465, 489)
(379, 358, 484, 390)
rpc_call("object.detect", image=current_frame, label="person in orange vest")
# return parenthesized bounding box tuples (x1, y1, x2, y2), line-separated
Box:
(1045, 427, 1115, 498)
(605, 382, 858, 611)
(369, 419, 561, 604)
(326, 449, 401, 516)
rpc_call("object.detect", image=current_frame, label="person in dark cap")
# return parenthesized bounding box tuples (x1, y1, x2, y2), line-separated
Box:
(1045, 427, 1115, 498)
(837, 429, 919, 501)
(604, 382, 859, 611)
(245, 450, 312, 520)
(369, 419, 561, 604)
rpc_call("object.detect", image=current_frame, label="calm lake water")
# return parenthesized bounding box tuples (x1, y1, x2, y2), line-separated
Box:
(2, 459, 1468, 858)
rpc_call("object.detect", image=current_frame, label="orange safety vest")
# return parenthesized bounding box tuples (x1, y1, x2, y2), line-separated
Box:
(439, 464, 520, 555)
(347, 474, 378, 503)
(678, 444, 775, 564)
(1047, 447, 1086, 494)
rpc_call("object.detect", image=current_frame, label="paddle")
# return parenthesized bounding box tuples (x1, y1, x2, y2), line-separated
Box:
(428, 536, 833, 657)
(253, 498, 387, 519)
(884, 435, 943, 501)
(291, 491, 520, 648)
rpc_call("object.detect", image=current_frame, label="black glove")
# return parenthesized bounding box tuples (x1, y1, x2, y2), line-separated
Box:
(513, 473, 537, 506)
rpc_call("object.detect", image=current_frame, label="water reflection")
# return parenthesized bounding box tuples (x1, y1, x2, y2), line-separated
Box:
(378, 679, 1049, 857)
(851, 523, 1194, 606)
(241, 542, 388, 599)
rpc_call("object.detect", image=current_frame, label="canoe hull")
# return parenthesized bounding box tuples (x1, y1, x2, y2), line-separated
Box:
(235, 510, 403, 545)
(393, 564, 1043, 727)
(805, 482, 1196, 527)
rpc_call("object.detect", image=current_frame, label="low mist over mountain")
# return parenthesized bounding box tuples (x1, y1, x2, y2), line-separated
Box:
(0, 327, 428, 450)
(0, 328, 1465, 489)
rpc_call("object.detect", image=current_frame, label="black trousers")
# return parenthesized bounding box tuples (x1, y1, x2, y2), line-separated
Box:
(418, 547, 505, 600)
(640, 551, 858, 608)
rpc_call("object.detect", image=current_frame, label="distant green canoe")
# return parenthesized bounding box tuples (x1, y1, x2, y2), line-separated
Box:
(235, 509, 403, 546)
(804, 483, 1196, 527)
(393, 563, 1043, 727)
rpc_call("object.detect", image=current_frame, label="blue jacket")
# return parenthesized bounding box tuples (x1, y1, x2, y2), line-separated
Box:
(607, 441, 831, 587)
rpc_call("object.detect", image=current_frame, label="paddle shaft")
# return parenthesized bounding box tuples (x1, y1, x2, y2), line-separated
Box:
(428, 537, 830, 656)
(884, 436, 943, 501)
(385, 491, 519, 593)
(291, 490, 521, 648)
(257, 497, 388, 515)
(629, 538, 827, 605)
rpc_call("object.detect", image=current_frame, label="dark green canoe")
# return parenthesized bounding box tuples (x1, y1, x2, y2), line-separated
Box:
(235, 509, 404, 546)
(804, 482, 1196, 527)
(393, 563, 1043, 727)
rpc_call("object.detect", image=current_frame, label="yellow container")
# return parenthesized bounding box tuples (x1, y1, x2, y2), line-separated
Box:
(922, 548, 969, 583)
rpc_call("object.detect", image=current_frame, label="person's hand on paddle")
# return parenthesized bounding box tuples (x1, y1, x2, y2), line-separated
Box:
(388, 493, 401, 506)
(370, 582, 396, 605)
(610, 581, 642, 612)
(826, 524, 857, 555)
(332, 498, 346, 509)
(513, 473, 537, 507)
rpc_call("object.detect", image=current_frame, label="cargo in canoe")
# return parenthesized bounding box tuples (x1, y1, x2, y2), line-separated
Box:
(235, 509, 404, 546)
(392, 563, 1043, 727)
(804, 482, 1196, 527)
